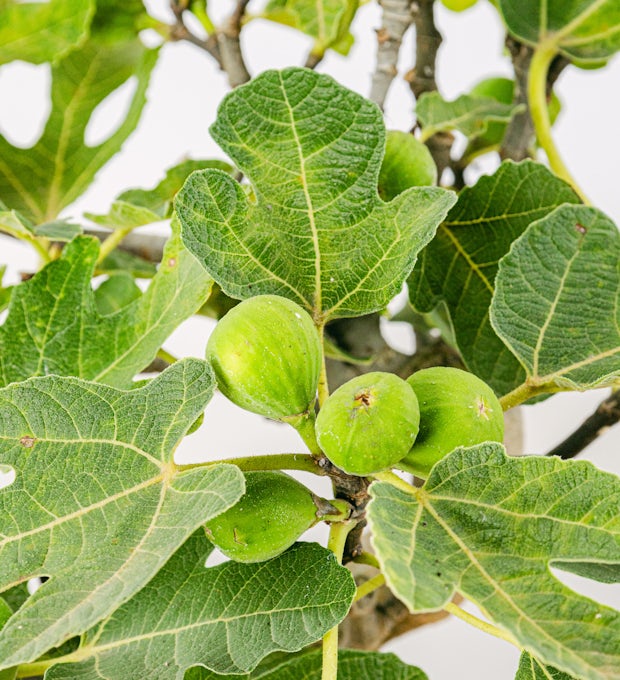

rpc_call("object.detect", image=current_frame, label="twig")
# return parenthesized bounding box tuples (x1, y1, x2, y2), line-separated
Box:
(408, 0, 440, 101)
(407, 0, 453, 178)
(169, 0, 221, 66)
(369, 0, 414, 109)
(546, 391, 620, 460)
(218, 0, 252, 88)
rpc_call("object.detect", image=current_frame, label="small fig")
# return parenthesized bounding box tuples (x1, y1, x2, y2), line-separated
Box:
(204, 471, 320, 563)
(206, 295, 321, 422)
(440, 0, 478, 11)
(400, 367, 504, 477)
(315, 372, 420, 476)
(378, 131, 437, 201)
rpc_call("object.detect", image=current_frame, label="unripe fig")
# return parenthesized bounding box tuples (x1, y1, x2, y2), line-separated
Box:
(378, 131, 437, 201)
(316, 372, 420, 476)
(206, 295, 321, 423)
(440, 0, 478, 11)
(400, 367, 504, 478)
(204, 471, 320, 563)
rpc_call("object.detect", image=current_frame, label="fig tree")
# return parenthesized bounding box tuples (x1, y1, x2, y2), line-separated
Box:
(400, 367, 504, 477)
(204, 471, 320, 563)
(378, 130, 437, 201)
(315, 372, 420, 476)
(206, 295, 321, 426)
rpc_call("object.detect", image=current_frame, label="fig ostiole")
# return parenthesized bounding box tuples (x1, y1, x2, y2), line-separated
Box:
(206, 295, 321, 433)
(399, 366, 504, 478)
(315, 372, 420, 476)
(204, 471, 322, 563)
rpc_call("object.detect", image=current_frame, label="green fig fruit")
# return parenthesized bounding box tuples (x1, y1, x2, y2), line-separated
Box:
(400, 367, 504, 478)
(206, 295, 321, 423)
(316, 372, 420, 476)
(440, 0, 478, 11)
(204, 471, 320, 563)
(378, 131, 437, 201)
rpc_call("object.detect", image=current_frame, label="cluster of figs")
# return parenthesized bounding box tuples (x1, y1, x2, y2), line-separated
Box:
(204, 295, 504, 563)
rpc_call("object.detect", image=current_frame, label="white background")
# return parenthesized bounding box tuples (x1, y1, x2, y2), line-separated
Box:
(0, 1, 619, 677)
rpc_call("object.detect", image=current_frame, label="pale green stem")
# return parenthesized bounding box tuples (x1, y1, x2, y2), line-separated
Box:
(499, 381, 564, 411)
(528, 43, 589, 203)
(352, 551, 381, 569)
(97, 227, 134, 264)
(189, 0, 216, 34)
(353, 573, 386, 602)
(322, 520, 354, 680)
(283, 410, 322, 455)
(156, 347, 178, 365)
(175, 452, 326, 475)
(444, 601, 520, 648)
(317, 323, 330, 409)
(372, 470, 416, 495)
(16, 645, 89, 677)
(0, 225, 51, 264)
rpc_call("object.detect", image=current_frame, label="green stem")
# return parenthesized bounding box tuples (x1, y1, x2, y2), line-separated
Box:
(189, 0, 216, 34)
(175, 453, 326, 475)
(352, 551, 381, 569)
(372, 470, 415, 495)
(353, 573, 386, 602)
(97, 227, 134, 264)
(16, 646, 89, 677)
(156, 347, 178, 365)
(444, 601, 520, 648)
(0, 224, 51, 264)
(317, 323, 330, 409)
(322, 520, 354, 680)
(283, 410, 321, 455)
(499, 381, 564, 411)
(528, 43, 588, 203)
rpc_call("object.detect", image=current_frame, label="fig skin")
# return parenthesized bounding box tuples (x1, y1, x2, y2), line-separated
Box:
(206, 295, 321, 422)
(316, 372, 420, 476)
(204, 471, 320, 563)
(400, 367, 504, 478)
(378, 131, 437, 201)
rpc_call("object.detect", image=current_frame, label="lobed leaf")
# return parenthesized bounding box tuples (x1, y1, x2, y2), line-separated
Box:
(0, 0, 93, 66)
(368, 444, 620, 680)
(0, 219, 212, 389)
(416, 92, 521, 141)
(498, 0, 620, 64)
(408, 160, 580, 396)
(45, 537, 356, 678)
(176, 68, 456, 325)
(491, 205, 620, 396)
(263, 0, 358, 55)
(0, 360, 245, 668)
(515, 652, 577, 680)
(0, 36, 158, 223)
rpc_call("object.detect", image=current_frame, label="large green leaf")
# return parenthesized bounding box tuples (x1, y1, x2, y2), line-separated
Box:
(263, 0, 358, 56)
(0, 0, 93, 66)
(44, 537, 355, 678)
(0, 360, 245, 669)
(515, 652, 577, 680)
(408, 160, 580, 396)
(491, 205, 620, 399)
(416, 92, 521, 141)
(187, 649, 427, 679)
(367, 444, 620, 680)
(498, 0, 620, 64)
(0, 37, 158, 223)
(176, 68, 456, 325)
(0, 219, 212, 388)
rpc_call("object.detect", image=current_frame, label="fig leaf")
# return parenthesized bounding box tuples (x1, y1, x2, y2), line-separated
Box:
(498, 0, 620, 65)
(176, 68, 456, 325)
(0, 219, 212, 389)
(515, 653, 577, 680)
(408, 160, 580, 397)
(368, 443, 620, 680)
(186, 648, 428, 679)
(491, 205, 620, 396)
(41, 535, 355, 679)
(0, 360, 245, 669)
